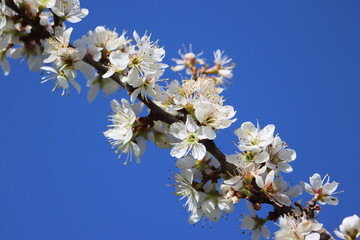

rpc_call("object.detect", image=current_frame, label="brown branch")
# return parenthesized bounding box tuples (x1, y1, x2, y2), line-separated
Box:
(2, 1, 336, 239)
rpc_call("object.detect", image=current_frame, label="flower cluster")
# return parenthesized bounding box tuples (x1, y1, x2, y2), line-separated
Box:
(274, 215, 323, 240)
(0, 0, 88, 80)
(0, 1, 356, 240)
(42, 26, 94, 95)
(172, 46, 234, 85)
(224, 121, 301, 204)
(103, 99, 145, 164)
(241, 201, 270, 240)
(174, 153, 234, 224)
(0, 0, 44, 75)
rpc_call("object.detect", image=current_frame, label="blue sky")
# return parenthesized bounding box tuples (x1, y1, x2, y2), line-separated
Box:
(1, 0, 360, 239)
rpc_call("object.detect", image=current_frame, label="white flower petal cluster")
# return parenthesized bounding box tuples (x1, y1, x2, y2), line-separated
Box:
(267, 136, 296, 173)
(227, 148, 269, 170)
(175, 169, 200, 213)
(175, 77, 223, 106)
(76, 28, 167, 102)
(170, 115, 216, 160)
(146, 120, 173, 149)
(174, 154, 233, 224)
(103, 99, 145, 164)
(103, 51, 130, 78)
(116, 31, 168, 102)
(131, 31, 167, 72)
(31, 0, 56, 9)
(51, 0, 88, 23)
(224, 121, 300, 206)
(10, 41, 43, 71)
(226, 122, 296, 175)
(236, 121, 275, 152)
(44, 27, 72, 63)
(211, 49, 234, 85)
(155, 77, 236, 130)
(275, 215, 323, 240)
(0, 40, 11, 76)
(0, 2, 8, 31)
(220, 176, 243, 204)
(198, 196, 234, 223)
(40, 66, 76, 95)
(0, 5, 47, 75)
(74, 26, 129, 62)
(334, 215, 360, 240)
(42, 26, 95, 95)
(87, 74, 119, 102)
(194, 100, 236, 130)
(241, 201, 270, 240)
(74, 26, 131, 100)
(255, 170, 302, 207)
(127, 68, 164, 103)
(171, 47, 234, 86)
(171, 45, 205, 74)
(302, 173, 340, 205)
(213, 49, 233, 79)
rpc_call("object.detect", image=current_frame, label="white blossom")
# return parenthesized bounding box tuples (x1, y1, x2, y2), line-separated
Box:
(197, 182, 234, 223)
(172, 45, 205, 74)
(116, 137, 146, 164)
(146, 120, 172, 149)
(40, 66, 77, 95)
(267, 136, 296, 173)
(226, 150, 269, 169)
(201, 198, 233, 222)
(194, 100, 236, 130)
(334, 215, 360, 240)
(39, 11, 53, 29)
(129, 31, 167, 76)
(221, 176, 243, 204)
(235, 121, 275, 152)
(51, 0, 88, 23)
(43, 26, 72, 63)
(74, 26, 129, 61)
(255, 170, 301, 206)
(154, 80, 187, 112)
(275, 215, 323, 240)
(241, 201, 270, 240)
(213, 49, 234, 79)
(126, 68, 164, 102)
(175, 169, 200, 213)
(105, 99, 137, 145)
(302, 173, 340, 205)
(87, 74, 119, 102)
(188, 206, 205, 225)
(170, 115, 216, 160)
(103, 51, 130, 78)
(103, 99, 145, 164)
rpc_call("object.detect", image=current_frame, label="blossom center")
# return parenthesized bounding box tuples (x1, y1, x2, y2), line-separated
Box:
(186, 133, 199, 144)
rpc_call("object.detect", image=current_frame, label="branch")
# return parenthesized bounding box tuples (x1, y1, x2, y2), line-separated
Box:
(4, 0, 236, 175)
(82, 55, 234, 173)
(2, 1, 336, 239)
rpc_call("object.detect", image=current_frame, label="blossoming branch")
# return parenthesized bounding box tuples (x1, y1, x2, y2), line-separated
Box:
(0, 0, 358, 239)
